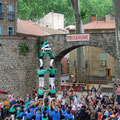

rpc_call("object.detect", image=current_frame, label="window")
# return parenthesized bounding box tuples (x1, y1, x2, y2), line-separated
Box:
(99, 70, 105, 77)
(0, 3, 3, 19)
(100, 52, 107, 67)
(0, 26, 3, 35)
(8, 5, 14, 21)
(8, 27, 13, 35)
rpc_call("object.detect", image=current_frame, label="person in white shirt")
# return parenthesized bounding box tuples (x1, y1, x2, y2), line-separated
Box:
(61, 96, 66, 107)
(71, 101, 76, 116)
(56, 91, 62, 102)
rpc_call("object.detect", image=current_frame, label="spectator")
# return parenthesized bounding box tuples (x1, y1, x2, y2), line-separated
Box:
(117, 84, 120, 105)
(86, 83, 90, 94)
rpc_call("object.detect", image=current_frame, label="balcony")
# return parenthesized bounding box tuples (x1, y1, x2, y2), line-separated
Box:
(8, 12, 14, 21)
(0, 12, 4, 20)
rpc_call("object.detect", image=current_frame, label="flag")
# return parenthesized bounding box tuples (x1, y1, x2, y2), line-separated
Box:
(0, 90, 8, 94)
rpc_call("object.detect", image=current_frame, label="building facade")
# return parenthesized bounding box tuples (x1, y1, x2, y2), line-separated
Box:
(66, 14, 115, 83)
(40, 11, 64, 30)
(0, 0, 17, 35)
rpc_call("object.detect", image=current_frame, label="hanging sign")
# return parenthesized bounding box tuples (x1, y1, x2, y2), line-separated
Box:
(66, 34, 90, 42)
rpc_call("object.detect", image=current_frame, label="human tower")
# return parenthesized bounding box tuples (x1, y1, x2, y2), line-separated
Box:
(37, 41, 57, 89)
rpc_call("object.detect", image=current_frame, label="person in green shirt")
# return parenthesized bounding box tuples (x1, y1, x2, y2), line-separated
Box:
(47, 67, 57, 89)
(38, 87, 45, 100)
(16, 107, 21, 119)
(48, 86, 56, 101)
(37, 68, 48, 88)
(9, 105, 16, 120)
(41, 111, 48, 120)
(39, 41, 54, 69)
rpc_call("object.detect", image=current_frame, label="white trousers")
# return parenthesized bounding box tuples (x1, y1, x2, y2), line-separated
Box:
(39, 77, 44, 87)
(49, 77, 55, 89)
(11, 114, 15, 120)
(39, 59, 43, 67)
(50, 59, 54, 67)
(22, 116, 26, 120)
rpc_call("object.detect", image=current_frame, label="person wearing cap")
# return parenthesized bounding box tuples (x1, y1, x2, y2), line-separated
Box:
(39, 41, 54, 68)
(37, 68, 47, 88)
(47, 67, 57, 89)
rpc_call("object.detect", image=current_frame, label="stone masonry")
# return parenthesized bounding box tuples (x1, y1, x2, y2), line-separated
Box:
(0, 32, 116, 97)
(0, 36, 39, 98)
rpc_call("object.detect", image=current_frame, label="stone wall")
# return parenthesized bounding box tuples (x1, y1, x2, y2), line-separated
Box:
(0, 36, 39, 98)
(0, 32, 117, 98)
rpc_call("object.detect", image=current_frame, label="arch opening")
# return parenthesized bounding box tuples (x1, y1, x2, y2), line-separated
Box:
(55, 46, 115, 91)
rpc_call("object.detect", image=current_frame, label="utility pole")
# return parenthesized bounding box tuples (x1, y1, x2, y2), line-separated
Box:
(70, 0, 85, 83)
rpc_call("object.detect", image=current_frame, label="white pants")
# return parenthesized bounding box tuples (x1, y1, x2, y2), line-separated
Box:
(39, 77, 44, 87)
(22, 116, 26, 120)
(49, 77, 55, 89)
(40, 56, 54, 67)
(11, 114, 15, 120)
(39, 59, 43, 67)
(50, 59, 54, 67)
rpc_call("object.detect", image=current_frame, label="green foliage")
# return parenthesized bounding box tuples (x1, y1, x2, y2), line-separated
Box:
(19, 43, 29, 56)
(18, 0, 114, 25)
(80, 0, 114, 23)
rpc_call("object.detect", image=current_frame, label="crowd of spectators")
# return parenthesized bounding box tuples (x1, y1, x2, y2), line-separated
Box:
(0, 84, 120, 120)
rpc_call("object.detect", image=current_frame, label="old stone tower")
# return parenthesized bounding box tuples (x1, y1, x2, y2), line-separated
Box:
(0, 0, 17, 35)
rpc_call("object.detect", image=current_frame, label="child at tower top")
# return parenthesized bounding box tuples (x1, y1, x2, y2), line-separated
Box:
(39, 41, 54, 69)
(41, 41, 51, 51)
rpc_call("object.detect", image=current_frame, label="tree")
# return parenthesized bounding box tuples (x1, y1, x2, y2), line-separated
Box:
(70, 0, 85, 83)
(113, 0, 120, 79)
(18, 0, 114, 25)
(70, 0, 82, 33)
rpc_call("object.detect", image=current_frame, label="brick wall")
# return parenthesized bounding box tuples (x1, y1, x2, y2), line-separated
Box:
(0, 0, 17, 35)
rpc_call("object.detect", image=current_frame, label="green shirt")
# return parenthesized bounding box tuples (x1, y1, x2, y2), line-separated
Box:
(47, 69, 57, 75)
(25, 101, 30, 108)
(48, 89, 56, 94)
(42, 117, 48, 120)
(38, 89, 45, 95)
(43, 105, 49, 111)
(9, 107, 15, 113)
(37, 69, 47, 78)
(16, 110, 21, 118)
(40, 51, 54, 58)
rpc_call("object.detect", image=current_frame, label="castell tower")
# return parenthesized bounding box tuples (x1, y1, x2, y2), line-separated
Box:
(0, 0, 17, 35)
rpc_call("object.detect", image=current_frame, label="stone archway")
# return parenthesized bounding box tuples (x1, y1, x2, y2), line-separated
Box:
(41, 32, 116, 90)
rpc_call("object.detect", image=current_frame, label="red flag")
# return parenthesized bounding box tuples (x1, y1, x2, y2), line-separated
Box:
(0, 90, 8, 94)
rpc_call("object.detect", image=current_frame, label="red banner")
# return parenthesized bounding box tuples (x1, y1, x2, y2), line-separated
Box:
(66, 34, 90, 41)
